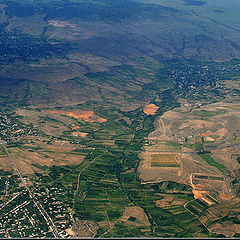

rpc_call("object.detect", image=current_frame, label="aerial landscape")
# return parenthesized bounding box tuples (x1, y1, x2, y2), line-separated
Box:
(0, 0, 240, 238)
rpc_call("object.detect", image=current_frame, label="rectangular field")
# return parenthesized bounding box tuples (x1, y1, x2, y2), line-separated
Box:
(151, 154, 179, 167)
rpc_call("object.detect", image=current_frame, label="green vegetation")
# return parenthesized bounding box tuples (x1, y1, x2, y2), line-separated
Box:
(199, 154, 226, 173)
(1, 57, 239, 236)
(31, 163, 48, 171)
(194, 142, 204, 151)
(165, 142, 181, 150)
(192, 110, 219, 118)
(26, 95, 213, 237)
(0, 0, 240, 237)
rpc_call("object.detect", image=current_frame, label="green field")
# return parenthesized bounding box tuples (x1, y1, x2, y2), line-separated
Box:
(198, 154, 226, 173)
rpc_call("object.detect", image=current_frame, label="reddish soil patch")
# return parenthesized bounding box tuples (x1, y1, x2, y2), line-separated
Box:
(192, 189, 208, 199)
(143, 104, 159, 115)
(200, 131, 212, 137)
(72, 125, 80, 130)
(71, 132, 88, 137)
(43, 110, 107, 123)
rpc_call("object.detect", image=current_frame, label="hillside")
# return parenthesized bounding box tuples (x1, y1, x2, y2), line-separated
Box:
(0, 0, 240, 238)
(0, 0, 240, 106)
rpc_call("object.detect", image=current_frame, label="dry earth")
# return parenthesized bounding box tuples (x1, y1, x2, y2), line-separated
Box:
(138, 100, 240, 201)
(120, 205, 151, 228)
(143, 103, 159, 115)
(43, 110, 107, 123)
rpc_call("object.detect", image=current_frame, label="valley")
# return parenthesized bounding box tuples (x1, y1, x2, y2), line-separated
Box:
(0, 63, 239, 237)
(0, 0, 239, 238)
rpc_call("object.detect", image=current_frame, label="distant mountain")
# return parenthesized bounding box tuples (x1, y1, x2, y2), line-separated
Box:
(1, 0, 240, 62)
(0, 0, 240, 106)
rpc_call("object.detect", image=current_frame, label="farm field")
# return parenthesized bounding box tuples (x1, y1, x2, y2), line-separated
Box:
(43, 110, 107, 123)
(137, 89, 240, 236)
(0, 46, 240, 237)
(150, 154, 179, 167)
(143, 103, 159, 115)
(0, 0, 240, 237)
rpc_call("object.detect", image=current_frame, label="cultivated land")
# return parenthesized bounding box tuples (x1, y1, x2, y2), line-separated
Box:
(0, 0, 240, 238)
(0, 60, 240, 237)
(143, 104, 159, 115)
(138, 85, 240, 236)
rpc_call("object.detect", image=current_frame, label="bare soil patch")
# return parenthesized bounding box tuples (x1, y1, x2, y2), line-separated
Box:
(143, 104, 159, 115)
(43, 110, 107, 123)
(7, 141, 85, 174)
(72, 220, 98, 238)
(120, 206, 151, 227)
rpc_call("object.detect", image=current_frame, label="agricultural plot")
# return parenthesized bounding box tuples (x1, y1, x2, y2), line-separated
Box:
(143, 103, 159, 115)
(5, 141, 86, 174)
(43, 110, 107, 123)
(138, 98, 240, 228)
(199, 154, 226, 173)
(0, 146, 11, 171)
(150, 154, 179, 167)
(120, 206, 151, 228)
(1, 60, 240, 237)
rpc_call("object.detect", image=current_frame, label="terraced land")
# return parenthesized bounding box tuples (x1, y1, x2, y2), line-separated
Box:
(150, 154, 179, 167)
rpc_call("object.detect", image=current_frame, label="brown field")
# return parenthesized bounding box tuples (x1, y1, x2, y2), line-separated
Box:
(39, 124, 67, 137)
(200, 131, 212, 136)
(138, 148, 182, 183)
(138, 153, 181, 183)
(143, 104, 159, 115)
(120, 206, 151, 227)
(211, 148, 239, 171)
(143, 142, 181, 152)
(0, 156, 12, 171)
(155, 194, 188, 208)
(43, 110, 107, 123)
(16, 109, 77, 136)
(9, 148, 53, 174)
(227, 105, 240, 109)
(6, 141, 85, 174)
(199, 197, 240, 237)
(72, 220, 99, 238)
